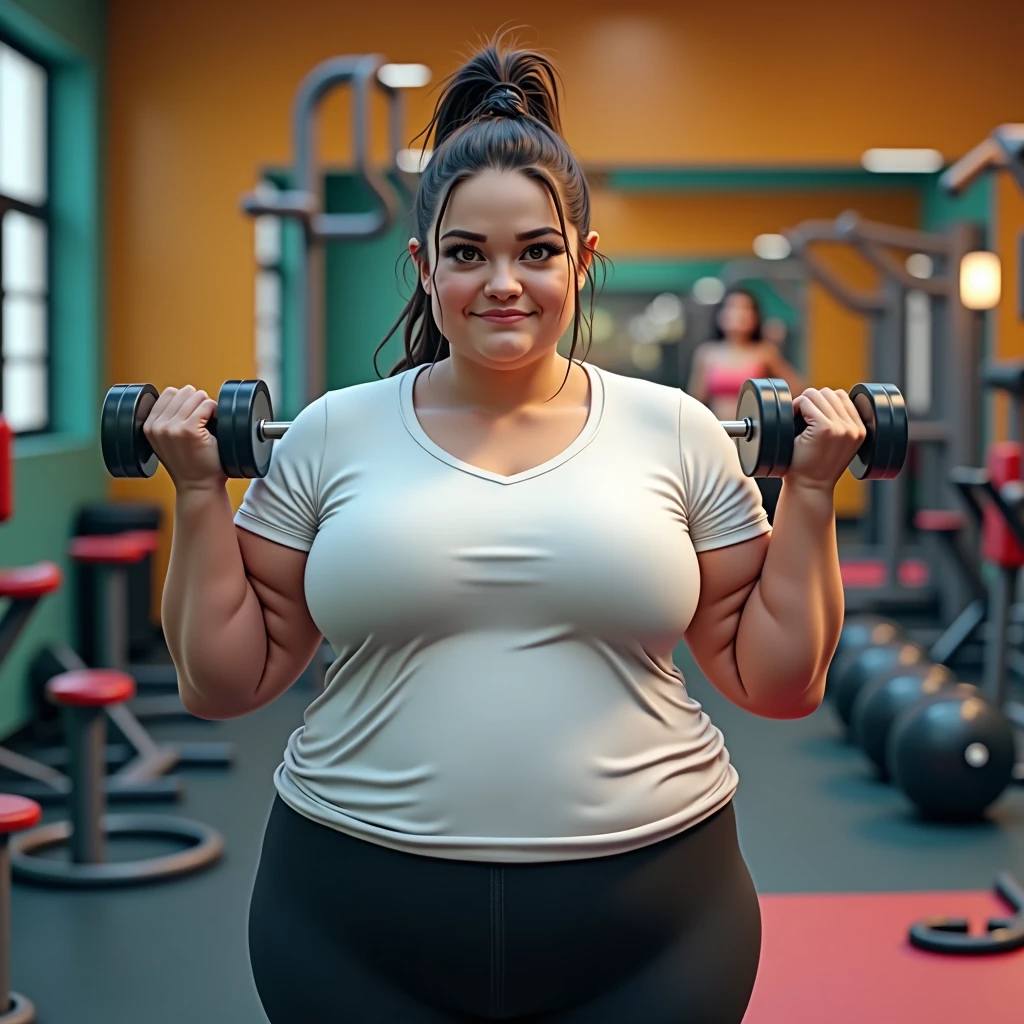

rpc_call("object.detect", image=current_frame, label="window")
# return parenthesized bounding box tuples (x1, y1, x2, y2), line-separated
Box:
(253, 180, 282, 410)
(0, 39, 49, 433)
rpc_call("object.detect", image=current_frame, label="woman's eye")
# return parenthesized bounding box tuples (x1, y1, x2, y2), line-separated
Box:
(523, 245, 549, 261)
(443, 245, 482, 263)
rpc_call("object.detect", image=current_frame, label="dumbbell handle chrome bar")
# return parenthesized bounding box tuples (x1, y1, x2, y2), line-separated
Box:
(721, 420, 755, 441)
(257, 422, 291, 441)
(257, 418, 758, 443)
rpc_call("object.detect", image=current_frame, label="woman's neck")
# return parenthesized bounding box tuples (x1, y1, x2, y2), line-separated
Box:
(420, 353, 583, 417)
(724, 334, 758, 350)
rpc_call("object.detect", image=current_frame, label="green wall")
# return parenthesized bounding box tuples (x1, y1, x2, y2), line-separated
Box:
(0, 0, 106, 737)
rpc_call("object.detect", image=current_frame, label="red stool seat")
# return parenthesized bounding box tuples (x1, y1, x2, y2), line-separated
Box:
(0, 560, 62, 599)
(915, 510, 968, 533)
(120, 529, 161, 554)
(68, 531, 158, 565)
(0, 794, 42, 833)
(46, 669, 136, 707)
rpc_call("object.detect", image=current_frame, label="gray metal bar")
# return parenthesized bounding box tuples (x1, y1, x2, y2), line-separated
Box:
(940, 136, 1006, 195)
(995, 126, 1024, 193)
(67, 707, 106, 864)
(0, 747, 67, 788)
(721, 420, 753, 439)
(97, 566, 129, 672)
(984, 567, 1016, 710)
(834, 210, 952, 257)
(258, 421, 290, 440)
(0, 600, 36, 666)
(0, 836, 9, 1012)
(783, 222, 886, 313)
(852, 238, 948, 297)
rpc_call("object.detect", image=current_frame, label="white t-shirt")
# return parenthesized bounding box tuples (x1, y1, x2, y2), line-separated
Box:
(234, 361, 770, 863)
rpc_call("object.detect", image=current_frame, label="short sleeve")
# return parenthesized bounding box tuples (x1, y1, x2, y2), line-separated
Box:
(233, 394, 328, 552)
(678, 391, 771, 553)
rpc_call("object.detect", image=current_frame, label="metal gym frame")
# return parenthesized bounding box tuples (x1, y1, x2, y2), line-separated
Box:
(943, 124, 1024, 323)
(240, 53, 416, 692)
(784, 212, 986, 617)
(906, 125, 1024, 959)
(240, 53, 413, 413)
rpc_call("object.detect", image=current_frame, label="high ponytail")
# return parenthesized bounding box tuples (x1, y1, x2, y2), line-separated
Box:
(373, 30, 607, 387)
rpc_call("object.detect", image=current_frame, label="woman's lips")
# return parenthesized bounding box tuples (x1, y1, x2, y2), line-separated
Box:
(475, 312, 532, 324)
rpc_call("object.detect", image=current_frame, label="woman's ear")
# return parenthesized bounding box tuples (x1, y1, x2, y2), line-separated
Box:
(409, 237, 431, 295)
(577, 231, 600, 286)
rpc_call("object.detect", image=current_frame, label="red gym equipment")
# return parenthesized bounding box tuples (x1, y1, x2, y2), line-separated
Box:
(0, 795, 39, 1023)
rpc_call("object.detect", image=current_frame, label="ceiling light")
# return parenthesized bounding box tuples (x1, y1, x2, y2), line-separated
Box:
(378, 63, 432, 89)
(861, 149, 944, 173)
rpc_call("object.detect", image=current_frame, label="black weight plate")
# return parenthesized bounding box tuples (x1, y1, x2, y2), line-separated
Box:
(216, 379, 274, 478)
(736, 378, 793, 478)
(879, 383, 909, 479)
(766, 378, 795, 479)
(849, 383, 894, 481)
(101, 383, 159, 478)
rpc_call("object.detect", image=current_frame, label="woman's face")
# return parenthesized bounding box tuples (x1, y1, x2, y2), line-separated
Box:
(412, 168, 598, 370)
(718, 292, 759, 340)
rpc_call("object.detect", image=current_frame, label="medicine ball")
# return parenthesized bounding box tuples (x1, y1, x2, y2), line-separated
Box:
(831, 639, 928, 733)
(827, 617, 904, 695)
(850, 662, 957, 777)
(888, 684, 1017, 821)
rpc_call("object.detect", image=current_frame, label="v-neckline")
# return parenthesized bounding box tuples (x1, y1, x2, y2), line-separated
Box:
(399, 361, 605, 486)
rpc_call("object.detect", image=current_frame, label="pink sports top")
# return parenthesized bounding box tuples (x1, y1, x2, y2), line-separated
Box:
(704, 361, 767, 400)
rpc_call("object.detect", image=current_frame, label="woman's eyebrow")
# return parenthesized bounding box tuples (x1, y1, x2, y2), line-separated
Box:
(438, 227, 560, 243)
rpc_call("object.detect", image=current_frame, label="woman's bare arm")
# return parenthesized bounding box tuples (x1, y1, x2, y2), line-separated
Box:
(684, 483, 841, 721)
(162, 484, 322, 720)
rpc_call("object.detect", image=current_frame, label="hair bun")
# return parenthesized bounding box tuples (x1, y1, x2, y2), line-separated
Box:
(421, 35, 565, 148)
(481, 83, 527, 119)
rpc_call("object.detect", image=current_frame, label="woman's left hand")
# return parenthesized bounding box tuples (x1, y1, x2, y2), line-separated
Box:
(786, 387, 868, 491)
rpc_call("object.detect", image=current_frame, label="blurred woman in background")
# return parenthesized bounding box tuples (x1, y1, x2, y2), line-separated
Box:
(687, 287, 805, 523)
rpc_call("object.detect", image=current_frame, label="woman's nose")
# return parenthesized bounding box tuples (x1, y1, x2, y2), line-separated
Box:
(484, 261, 522, 300)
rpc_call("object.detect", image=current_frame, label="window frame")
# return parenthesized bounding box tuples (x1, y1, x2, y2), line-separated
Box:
(0, 30, 53, 436)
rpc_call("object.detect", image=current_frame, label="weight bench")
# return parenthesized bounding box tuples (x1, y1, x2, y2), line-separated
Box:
(913, 509, 992, 667)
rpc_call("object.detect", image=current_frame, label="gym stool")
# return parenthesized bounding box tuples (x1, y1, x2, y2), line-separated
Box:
(11, 671, 224, 887)
(61, 530, 233, 770)
(70, 530, 187, 719)
(0, 796, 41, 1023)
(0, 562, 180, 806)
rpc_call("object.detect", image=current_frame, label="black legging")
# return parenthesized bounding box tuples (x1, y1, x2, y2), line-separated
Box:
(248, 796, 761, 1023)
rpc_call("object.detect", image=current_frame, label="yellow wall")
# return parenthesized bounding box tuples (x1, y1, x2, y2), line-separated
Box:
(106, 0, 1021, 605)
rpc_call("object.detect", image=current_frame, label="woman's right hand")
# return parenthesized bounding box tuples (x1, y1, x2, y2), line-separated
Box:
(143, 385, 226, 490)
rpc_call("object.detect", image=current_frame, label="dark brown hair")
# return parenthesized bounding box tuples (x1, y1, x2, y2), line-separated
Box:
(710, 286, 765, 343)
(373, 32, 608, 393)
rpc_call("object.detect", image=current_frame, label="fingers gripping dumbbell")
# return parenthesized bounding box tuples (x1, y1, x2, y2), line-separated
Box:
(102, 380, 287, 479)
(723, 378, 909, 480)
(102, 376, 909, 481)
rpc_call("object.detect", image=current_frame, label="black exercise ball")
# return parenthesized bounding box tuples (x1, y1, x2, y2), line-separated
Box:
(831, 639, 928, 733)
(850, 662, 957, 777)
(826, 617, 904, 695)
(888, 684, 1017, 821)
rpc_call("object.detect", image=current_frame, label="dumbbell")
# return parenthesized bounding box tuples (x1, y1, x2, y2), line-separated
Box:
(724, 378, 908, 480)
(102, 380, 285, 479)
(102, 376, 909, 481)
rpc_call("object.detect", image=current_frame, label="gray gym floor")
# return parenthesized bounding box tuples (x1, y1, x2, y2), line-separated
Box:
(7, 644, 1024, 1023)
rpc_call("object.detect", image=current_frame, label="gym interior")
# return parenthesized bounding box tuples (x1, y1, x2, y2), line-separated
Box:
(1, 0, 1024, 1021)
